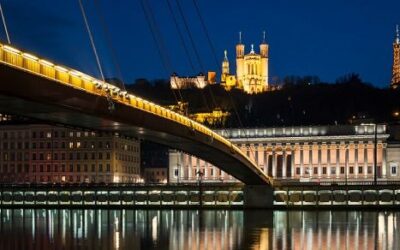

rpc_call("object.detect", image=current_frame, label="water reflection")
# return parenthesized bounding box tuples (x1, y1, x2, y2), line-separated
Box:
(0, 209, 399, 249)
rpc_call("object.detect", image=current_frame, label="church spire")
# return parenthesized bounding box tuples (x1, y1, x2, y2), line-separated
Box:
(239, 31, 242, 44)
(396, 24, 400, 44)
(224, 50, 228, 61)
(262, 30, 266, 43)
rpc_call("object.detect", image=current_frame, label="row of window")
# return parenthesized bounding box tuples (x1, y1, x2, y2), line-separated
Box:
(1, 152, 139, 163)
(1, 141, 138, 151)
(1, 131, 139, 146)
(1, 130, 99, 140)
(294, 166, 378, 176)
(0, 163, 139, 175)
(1, 163, 110, 173)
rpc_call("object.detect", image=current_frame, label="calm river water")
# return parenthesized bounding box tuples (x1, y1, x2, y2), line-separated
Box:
(0, 209, 398, 249)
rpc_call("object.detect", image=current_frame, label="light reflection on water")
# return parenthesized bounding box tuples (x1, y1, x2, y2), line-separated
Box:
(0, 209, 399, 249)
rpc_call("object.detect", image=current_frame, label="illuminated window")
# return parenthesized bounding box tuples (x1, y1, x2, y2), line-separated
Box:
(69, 142, 74, 149)
(77, 142, 81, 148)
(77, 132, 81, 137)
(69, 132, 73, 137)
(46, 132, 51, 138)
(46, 153, 51, 160)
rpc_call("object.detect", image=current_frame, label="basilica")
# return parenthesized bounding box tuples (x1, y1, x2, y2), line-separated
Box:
(221, 32, 269, 94)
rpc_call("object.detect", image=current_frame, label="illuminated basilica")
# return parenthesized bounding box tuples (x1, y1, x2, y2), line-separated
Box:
(221, 32, 269, 94)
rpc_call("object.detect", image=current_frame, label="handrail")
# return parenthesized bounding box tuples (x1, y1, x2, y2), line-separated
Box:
(0, 42, 271, 184)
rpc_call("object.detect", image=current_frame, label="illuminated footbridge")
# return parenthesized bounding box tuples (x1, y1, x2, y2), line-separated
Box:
(0, 42, 271, 185)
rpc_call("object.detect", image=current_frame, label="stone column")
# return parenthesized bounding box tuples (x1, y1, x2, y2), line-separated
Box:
(272, 146, 276, 178)
(318, 144, 322, 179)
(282, 145, 287, 178)
(382, 143, 387, 178)
(336, 144, 340, 179)
(345, 144, 349, 181)
(291, 145, 295, 179)
(327, 143, 331, 178)
(354, 143, 359, 179)
(263, 145, 268, 175)
(300, 144, 304, 178)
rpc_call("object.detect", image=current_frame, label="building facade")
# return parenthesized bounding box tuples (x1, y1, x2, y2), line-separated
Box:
(169, 125, 400, 183)
(143, 167, 168, 183)
(392, 25, 400, 88)
(221, 32, 269, 94)
(170, 73, 207, 89)
(0, 123, 141, 184)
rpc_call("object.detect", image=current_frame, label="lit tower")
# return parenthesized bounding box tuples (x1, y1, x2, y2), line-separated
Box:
(221, 50, 229, 82)
(392, 24, 400, 88)
(259, 31, 269, 91)
(236, 31, 245, 89)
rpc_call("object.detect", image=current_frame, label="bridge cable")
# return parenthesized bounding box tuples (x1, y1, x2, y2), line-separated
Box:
(78, 0, 115, 112)
(190, 0, 260, 171)
(165, 0, 212, 114)
(191, 0, 244, 130)
(174, 0, 217, 110)
(0, 1, 10, 44)
(139, 0, 182, 105)
(92, 0, 126, 92)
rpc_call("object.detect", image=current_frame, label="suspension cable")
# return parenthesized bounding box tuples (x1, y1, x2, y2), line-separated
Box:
(165, 0, 211, 113)
(0, 2, 10, 44)
(78, 0, 114, 111)
(139, 0, 181, 105)
(174, 0, 217, 110)
(93, 0, 126, 91)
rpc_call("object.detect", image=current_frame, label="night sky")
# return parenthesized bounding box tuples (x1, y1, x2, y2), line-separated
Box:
(1, 0, 399, 87)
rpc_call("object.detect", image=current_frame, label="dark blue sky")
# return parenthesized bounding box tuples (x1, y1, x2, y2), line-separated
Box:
(1, 0, 399, 87)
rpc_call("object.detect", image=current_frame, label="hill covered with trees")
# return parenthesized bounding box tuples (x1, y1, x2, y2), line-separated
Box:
(125, 74, 400, 128)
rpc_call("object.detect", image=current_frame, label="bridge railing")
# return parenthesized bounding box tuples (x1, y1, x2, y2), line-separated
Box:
(0, 43, 270, 182)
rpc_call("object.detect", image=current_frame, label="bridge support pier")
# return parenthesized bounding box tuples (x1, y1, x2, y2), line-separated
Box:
(244, 185, 274, 208)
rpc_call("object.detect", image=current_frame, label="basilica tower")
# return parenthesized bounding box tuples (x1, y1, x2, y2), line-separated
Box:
(236, 32, 245, 88)
(392, 24, 400, 88)
(259, 31, 269, 91)
(221, 50, 229, 82)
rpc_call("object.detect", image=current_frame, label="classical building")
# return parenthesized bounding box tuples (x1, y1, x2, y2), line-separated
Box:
(392, 25, 400, 88)
(0, 123, 141, 184)
(221, 32, 269, 94)
(169, 125, 400, 183)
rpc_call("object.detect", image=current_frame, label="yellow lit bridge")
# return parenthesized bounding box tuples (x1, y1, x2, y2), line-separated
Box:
(0, 42, 271, 185)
